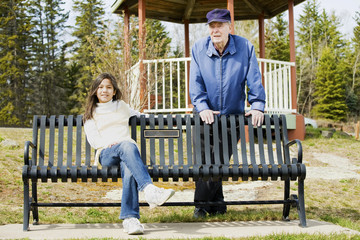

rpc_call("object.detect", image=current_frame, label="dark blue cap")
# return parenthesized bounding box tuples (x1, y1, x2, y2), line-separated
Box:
(206, 9, 231, 24)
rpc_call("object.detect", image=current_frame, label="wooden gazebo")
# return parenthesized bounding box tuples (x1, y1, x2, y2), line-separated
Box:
(111, 0, 306, 140)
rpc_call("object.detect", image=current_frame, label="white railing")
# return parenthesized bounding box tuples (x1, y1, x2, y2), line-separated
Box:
(258, 58, 296, 114)
(126, 57, 296, 114)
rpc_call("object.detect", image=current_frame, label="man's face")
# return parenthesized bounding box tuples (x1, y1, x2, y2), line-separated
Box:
(208, 22, 231, 46)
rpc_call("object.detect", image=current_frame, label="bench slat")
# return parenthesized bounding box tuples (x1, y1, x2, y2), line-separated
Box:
(265, 115, 275, 165)
(75, 115, 82, 166)
(194, 115, 202, 166)
(273, 115, 283, 165)
(57, 115, 65, 167)
(39, 116, 46, 166)
(257, 124, 266, 165)
(167, 115, 175, 166)
(281, 115, 291, 164)
(212, 116, 221, 166)
(85, 139, 91, 166)
(238, 115, 248, 166)
(185, 115, 193, 167)
(230, 115, 239, 165)
(203, 122, 211, 166)
(247, 116, 257, 166)
(140, 115, 147, 165)
(149, 115, 156, 166)
(158, 115, 165, 167)
(220, 115, 230, 165)
(48, 116, 55, 167)
(66, 115, 73, 167)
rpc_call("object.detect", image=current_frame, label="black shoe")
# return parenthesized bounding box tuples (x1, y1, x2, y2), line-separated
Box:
(193, 208, 207, 218)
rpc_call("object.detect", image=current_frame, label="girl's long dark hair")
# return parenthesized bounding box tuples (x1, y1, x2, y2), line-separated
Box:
(83, 73, 122, 122)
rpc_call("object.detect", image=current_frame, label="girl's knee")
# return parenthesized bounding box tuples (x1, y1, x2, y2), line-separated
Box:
(119, 141, 138, 152)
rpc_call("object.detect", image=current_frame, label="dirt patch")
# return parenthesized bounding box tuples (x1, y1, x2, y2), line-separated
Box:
(305, 152, 360, 180)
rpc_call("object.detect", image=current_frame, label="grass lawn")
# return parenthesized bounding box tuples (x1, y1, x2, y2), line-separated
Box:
(0, 126, 359, 239)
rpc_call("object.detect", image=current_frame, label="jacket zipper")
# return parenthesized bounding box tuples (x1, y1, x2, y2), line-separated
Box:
(220, 56, 223, 112)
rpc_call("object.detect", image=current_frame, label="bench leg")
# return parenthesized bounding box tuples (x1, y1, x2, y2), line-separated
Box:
(297, 179, 307, 227)
(282, 179, 291, 221)
(23, 180, 30, 231)
(31, 182, 39, 225)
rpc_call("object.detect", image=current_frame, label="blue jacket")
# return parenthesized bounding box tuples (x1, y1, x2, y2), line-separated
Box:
(190, 34, 266, 115)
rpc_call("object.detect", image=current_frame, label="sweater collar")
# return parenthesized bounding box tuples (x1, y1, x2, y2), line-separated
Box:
(96, 100, 116, 113)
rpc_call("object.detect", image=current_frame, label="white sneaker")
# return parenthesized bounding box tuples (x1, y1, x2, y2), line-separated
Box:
(144, 184, 175, 209)
(122, 218, 144, 235)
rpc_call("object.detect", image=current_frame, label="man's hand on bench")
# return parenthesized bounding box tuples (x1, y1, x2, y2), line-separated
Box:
(199, 109, 220, 124)
(245, 110, 264, 127)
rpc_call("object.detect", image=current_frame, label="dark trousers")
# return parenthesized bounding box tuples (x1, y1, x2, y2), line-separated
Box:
(193, 116, 240, 214)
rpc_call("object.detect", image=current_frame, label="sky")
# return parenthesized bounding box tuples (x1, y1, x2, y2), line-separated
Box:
(64, 0, 360, 39)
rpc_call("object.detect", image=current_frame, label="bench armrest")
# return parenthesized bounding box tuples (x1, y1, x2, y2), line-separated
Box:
(286, 139, 303, 163)
(24, 141, 36, 165)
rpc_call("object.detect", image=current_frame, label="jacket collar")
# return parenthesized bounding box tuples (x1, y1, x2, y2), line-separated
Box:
(206, 34, 236, 57)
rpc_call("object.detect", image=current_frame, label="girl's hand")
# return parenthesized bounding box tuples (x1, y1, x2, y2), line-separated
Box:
(108, 142, 119, 148)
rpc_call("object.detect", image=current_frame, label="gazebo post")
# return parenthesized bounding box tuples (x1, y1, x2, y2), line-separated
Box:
(259, 12, 265, 86)
(227, 0, 234, 34)
(184, 20, 192, 109)
(138, 0, 146, 109)
(124, 7, 130, 71)
(288, 0, 305, 140)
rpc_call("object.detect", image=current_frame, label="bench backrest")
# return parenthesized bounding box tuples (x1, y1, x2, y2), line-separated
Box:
(30, 114, 291, 181)
(130, 114, 291, 181)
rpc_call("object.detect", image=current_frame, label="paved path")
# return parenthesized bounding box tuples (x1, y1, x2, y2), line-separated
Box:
(1, 220, 359, 239)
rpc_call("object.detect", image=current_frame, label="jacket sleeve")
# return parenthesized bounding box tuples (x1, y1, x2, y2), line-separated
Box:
(246, 44, 266, 112)
(189, 45, 210, 112)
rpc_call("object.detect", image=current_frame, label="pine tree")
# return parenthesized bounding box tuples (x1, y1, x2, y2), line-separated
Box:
(131, 19, 172, 62)
(318, 10, 345, 55)
(70, 0, 106, 114)
(28, 0, 69, 116)
(265, 13, 290, 61)
(296, 0, 322, 116)
(0, 0, 33, 126)
(297, 0, 346, 118)
(346, 10, 360, 117)
(312, 47, 347, 121)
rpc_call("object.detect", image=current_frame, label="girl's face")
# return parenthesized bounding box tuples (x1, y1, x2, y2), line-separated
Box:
(96, 78, 116, 103)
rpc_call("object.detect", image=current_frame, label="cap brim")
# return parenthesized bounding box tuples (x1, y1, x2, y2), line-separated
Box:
(207, 19, 230, 24)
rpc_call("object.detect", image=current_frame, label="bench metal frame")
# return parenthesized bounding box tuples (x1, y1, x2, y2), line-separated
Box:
(22, 114, 306, 231)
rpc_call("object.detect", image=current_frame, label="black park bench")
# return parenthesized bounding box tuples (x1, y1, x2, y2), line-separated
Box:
(22, 114, 306, 231)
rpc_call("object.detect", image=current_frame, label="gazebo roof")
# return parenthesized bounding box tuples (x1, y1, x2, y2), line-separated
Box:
(111, 0, 306, 24)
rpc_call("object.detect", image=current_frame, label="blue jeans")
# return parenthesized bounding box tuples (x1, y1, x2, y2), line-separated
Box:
(99, 141, 152, 219)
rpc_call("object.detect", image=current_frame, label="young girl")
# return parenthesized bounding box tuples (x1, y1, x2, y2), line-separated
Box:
(83, 73, 175, 235)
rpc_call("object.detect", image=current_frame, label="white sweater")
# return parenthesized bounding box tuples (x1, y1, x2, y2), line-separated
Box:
(84, 100, 140, 165)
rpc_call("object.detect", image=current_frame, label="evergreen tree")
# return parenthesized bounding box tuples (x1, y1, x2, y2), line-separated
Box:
(265, 13, 290, 61)
(318, 10, 345, 56)
(131, 19, 172, 62)
(312, 47, 347, 121)
(296, 0, 322, 116)
(0, 0, 33, 126)
(346, 10, 360, 117)
(28, 0, 69, 116)
(70, 0, 106, 114)
(297, 0, 346, 118)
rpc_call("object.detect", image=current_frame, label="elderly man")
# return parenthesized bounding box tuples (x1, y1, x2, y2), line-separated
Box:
(189, 8, 266, 218)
